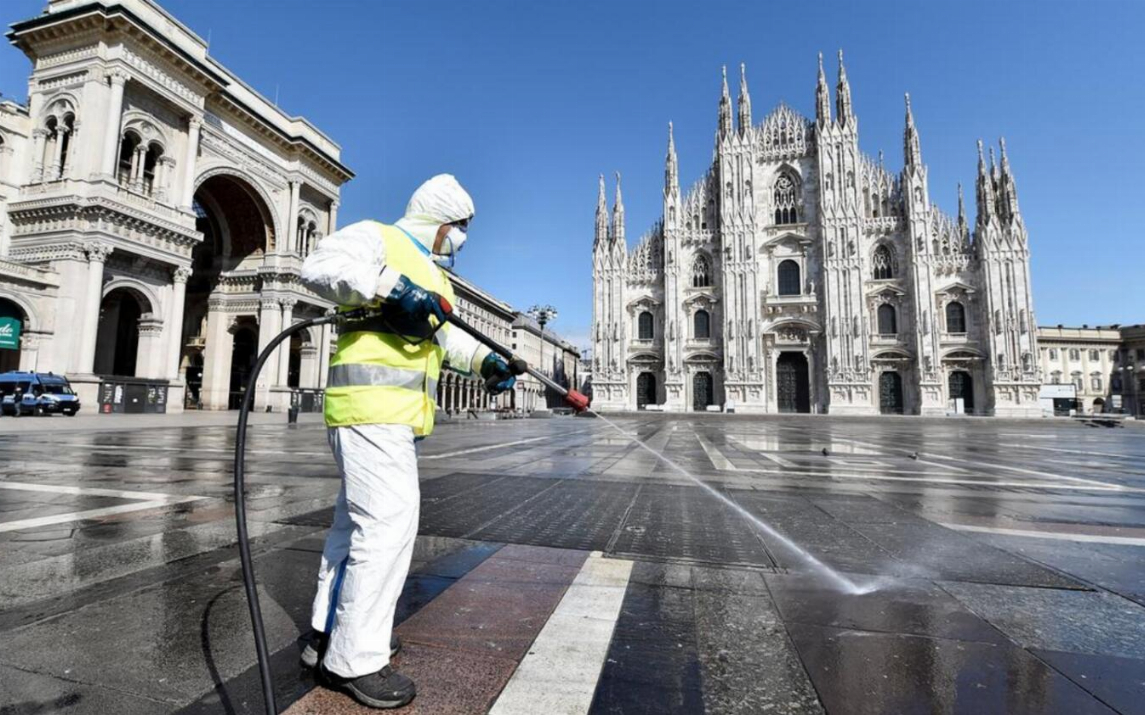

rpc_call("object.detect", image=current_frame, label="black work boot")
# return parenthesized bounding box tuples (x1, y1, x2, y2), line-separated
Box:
(300, 630, 402, 669)
(321, 665, 416, 709)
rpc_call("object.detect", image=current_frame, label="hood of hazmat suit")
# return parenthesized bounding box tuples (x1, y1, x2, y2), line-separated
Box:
(393, 174, 475, 258)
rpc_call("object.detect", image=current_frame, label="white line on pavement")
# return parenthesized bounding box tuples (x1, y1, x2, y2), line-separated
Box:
(0, 481, 199, 502)
(832, 436, 1126, 490)
(489, 552, 633, 715)
(724, 436, 801, 468)
(420, 433, 580, 460)
(0, 481, 208, 533)
(944, 523, 1145, 546)
(697, 465, 1134, 492)
(696, 433, 738, 470)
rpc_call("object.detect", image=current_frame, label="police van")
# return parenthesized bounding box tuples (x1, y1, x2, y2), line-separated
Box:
(0, 371, 81, 416)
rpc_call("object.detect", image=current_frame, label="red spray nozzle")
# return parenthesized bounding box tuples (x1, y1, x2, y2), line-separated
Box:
(438, 295, 454, 316)
(564, 389, 590, 414)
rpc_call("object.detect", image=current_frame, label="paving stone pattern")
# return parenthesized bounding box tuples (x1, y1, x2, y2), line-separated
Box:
(2, 414, 1145, 714)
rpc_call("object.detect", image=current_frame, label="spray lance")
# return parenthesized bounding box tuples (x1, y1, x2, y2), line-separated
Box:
(232, 298, 588, 715)
(436, 295, 591, 413)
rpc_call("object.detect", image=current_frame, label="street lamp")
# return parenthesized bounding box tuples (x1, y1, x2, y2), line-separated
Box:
(527, 305, 559, 375)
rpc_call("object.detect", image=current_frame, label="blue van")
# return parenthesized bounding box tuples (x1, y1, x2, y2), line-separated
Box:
(0, 371, 81, 416)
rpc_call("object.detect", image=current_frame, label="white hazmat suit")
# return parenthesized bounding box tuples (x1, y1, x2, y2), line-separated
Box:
(300, 175, 485, 678)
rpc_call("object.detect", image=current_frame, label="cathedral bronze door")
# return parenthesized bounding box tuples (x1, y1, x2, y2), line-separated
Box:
(879, 371, 904, 414)
(948, 371, 974, 412)
(636, 372, 657, 410)
(776, 353, 810, 413)
(693, 371, 713, 412)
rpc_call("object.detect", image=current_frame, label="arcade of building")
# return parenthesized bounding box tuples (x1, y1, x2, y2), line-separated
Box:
(0, 0, 577, 414)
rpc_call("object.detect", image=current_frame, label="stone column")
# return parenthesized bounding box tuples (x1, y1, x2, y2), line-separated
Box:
(328, 199, 339, 234)
(200, 299, 233, 410)
(254, 298, 281, 409)
(317, 319, 332, 388)
(31, 128, 47, 183)
(49, 126, 69, 181)
(101, 70, 128, 176)
(277, 298, 295, 385)
(135, 317, 166, 378)
(129, 144, 145, 192)
(181, 116, 202, 208)
(299, 345, 319, 388)
(76, 242, 112, 374)
(283, 181, 300, 254)
(167, 265, 191, 379)
(17, 331, 44, 372)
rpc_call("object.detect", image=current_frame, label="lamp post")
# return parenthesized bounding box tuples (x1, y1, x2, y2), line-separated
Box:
(527, 304, 558, 409)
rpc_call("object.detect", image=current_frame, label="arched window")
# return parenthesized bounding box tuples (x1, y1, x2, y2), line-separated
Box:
(141, 143, 163, 197)
(872, 245, 895, 280)
(117, 131, 141, 187)
(692, 254, 711, 288)
(694, 310, 710, 339)
(945, 301, 966, 333)
(877, 304, 897, 335)
(777, 259, 801, 296)
(1051, 371, 1062, 385)
(637, 311, 654, 340)
(773, 172, 799, 224)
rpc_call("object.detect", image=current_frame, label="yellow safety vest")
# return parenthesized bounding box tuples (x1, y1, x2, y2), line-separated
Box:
(324, 222, 456, 436)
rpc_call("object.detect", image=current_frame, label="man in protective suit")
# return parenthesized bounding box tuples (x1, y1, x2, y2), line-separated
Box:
(298, 175, 516, 709)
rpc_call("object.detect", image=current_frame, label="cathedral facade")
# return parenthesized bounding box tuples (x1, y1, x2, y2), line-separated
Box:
(591, 54, 1041, 417)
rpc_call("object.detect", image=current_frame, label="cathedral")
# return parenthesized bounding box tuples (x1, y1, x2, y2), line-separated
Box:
(591, 53, 1042, 416)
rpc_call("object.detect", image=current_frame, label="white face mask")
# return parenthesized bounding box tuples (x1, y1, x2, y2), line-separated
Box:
(433, 226, 467, 267)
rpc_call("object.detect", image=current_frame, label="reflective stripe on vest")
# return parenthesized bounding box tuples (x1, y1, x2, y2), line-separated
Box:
(324, 222, 456, 436)
(327, 364, 427, 391)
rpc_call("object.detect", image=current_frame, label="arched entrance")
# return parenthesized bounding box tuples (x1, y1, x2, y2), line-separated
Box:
(948, 370, 974, 413)
(693, 371, 713, 412)
(776, 352, 810, 413)
(636, 372, 657, 410)
(187, 173, 276, 409)
(0, 298, 26, 373)
(228, 324, 258, 409)
(94, 287, 149, 376)
(879, 371, 904, 415)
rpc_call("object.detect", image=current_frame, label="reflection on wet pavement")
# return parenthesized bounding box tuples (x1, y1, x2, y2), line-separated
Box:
(0, 414, 1143, 713)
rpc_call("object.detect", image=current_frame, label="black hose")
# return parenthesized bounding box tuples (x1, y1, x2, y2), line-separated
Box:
(233, 309, 354, 715)
(232, 303, 515, 714)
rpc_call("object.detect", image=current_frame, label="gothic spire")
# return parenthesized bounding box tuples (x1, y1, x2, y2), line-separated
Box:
(998, 137, 1021, 220)
(835, 49, 853, 126)
(594, 173, 608, 248)
(815, 52, 831, 125)
(612, 171, 625, 245)
(737, 63, 752, 135)
(957, 182, 967, 226)
(976, 139, 995, 226)
(665, 122, 679, 200)
(718, 65, 733, 140)
(903, 93, 922, 170)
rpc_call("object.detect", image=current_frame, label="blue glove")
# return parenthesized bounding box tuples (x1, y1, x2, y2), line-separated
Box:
(385, 274, 445, 324)
(480, 353, 516, 395)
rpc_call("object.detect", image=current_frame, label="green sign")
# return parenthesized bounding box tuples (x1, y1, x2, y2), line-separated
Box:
(0, 317, 21, 350)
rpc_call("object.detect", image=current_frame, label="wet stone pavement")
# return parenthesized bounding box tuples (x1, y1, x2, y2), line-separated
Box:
(2, 414, 1145, 714)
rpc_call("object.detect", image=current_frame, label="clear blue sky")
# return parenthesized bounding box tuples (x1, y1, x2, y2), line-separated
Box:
(3, 0, 1143, 348)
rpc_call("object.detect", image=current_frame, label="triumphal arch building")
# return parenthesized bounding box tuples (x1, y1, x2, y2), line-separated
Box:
(0, 0, 351, 411)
